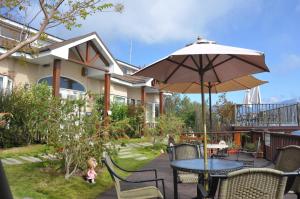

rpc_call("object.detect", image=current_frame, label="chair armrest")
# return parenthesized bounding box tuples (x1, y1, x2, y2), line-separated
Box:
(197, 184, 209, 198)
(122, 178, 164, 184)
(111, 158, 157, 176)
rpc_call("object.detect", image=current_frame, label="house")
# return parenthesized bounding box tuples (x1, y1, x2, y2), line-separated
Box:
(0, 17, 165, 125)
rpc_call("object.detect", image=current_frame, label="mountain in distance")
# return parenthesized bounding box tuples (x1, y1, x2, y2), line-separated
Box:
(280, 97, 300, 104)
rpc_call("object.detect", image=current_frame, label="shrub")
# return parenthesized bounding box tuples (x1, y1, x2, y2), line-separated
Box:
(146, 114, 184, 145)
(0, 83, 56, 147)
(48, 97, 107, 179)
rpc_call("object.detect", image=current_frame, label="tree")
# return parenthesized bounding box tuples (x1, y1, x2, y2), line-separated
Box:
(215, 93, 235, 130)
(0, 0, 123, 61)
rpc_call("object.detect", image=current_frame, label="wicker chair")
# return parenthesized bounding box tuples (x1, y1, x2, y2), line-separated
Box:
(0, 161, 13, 199)
(102, 153, 165, 199)
(275, 145, 300, 199)
(198, 168, 299, 199)
(168, 143, 201, 184)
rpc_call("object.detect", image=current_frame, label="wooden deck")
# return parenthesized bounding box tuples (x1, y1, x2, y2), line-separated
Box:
(97, 154, 297, 199)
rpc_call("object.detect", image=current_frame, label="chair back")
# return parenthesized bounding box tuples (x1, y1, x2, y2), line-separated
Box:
(275, 145, 300, 193)
(219, 140, 226, 145)
(0, 161, 13, 199)
(218, 168, 287, 199)
(171, 143, 200, 161)
(102, 153, 122, 198)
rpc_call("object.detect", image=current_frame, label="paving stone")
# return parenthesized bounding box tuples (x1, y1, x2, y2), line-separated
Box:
(119, 148, 133, 152)
(119, 154, 143, 159)
(3, 158, 23, 165)
(19, 156, 42, 163)
(135, 156, 148, 160)
(1, 159, 15, 165)
(118, 151, 131, 156)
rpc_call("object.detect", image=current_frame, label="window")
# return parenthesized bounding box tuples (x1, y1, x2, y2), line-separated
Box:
(0, 75, 13, 93)
(38, 76, 85, 92)
(114, 96, 126, 104)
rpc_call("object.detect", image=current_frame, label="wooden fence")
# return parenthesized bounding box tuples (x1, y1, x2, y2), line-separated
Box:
(264, 132, 300, 161)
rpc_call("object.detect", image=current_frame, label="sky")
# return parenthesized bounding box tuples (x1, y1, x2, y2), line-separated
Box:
(47, 0, 300, 105)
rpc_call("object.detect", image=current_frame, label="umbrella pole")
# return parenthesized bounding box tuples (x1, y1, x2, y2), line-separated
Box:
(208, 82, 212, 132)
(200, 73, 209, 191)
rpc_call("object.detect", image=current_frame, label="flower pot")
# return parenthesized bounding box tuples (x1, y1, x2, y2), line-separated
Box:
(228, 149, 238, 155)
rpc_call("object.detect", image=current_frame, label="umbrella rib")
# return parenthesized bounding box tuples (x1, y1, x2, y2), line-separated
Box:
(206, 54, 221, 83)
(203, 55, 219, 70)
(232, 79, 251, 89)
(166, 58, 199, 72)
(165, 56, 190, 83)
(203, 56, 234, 72)
(230, 55, 269, 72)
(182, 82, 195, 93)
(190, 55, 201, 70)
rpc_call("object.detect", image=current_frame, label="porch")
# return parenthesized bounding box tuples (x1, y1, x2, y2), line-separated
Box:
(98, 153, 297, 199)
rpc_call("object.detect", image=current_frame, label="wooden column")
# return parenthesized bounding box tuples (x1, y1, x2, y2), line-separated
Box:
(234, 131, 241, 147)
(159, 91, 164, 115)
(104, 73, 111, 118)
(141, 86, 146, 136)
(52, 59, 61, 97)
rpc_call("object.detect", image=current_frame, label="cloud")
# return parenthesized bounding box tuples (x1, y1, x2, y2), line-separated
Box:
(275, 54, 300, 72)
(57, 0, 262, 44)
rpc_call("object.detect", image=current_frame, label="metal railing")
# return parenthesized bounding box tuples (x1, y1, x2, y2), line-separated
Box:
(234, 103, 300, 127)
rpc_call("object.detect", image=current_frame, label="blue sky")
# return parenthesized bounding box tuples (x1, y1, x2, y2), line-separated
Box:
(48, 0, 300, 105)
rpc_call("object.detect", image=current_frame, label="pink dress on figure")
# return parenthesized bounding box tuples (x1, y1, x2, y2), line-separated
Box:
(87, 169, 97, 182)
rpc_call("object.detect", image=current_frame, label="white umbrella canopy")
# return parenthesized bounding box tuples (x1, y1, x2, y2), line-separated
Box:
(243, 89, 251, 104)
(249, 86, 262, 104)
(136, 38, 269, 84)
(157, 75, 268, 131)
(158, 75, 268, 94)
(134, 37, 270, 189)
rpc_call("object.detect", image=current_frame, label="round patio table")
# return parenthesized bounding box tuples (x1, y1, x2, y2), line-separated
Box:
(170, 158, 244, 199)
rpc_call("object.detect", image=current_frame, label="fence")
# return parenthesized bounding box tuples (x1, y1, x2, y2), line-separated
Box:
(263, 132, 300, 161)
(179, 131, 235, 144)
(234, 103, 300, 127)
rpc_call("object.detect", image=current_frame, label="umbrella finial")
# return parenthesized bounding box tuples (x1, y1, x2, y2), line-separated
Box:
(194, 37, 216, 44)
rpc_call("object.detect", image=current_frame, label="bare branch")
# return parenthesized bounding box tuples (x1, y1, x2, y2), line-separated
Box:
(39, 0, 48, 20)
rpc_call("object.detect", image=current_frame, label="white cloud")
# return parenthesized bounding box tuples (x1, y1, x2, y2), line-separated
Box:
(275, 54, 300, 72)
(58, 0, 261, 44)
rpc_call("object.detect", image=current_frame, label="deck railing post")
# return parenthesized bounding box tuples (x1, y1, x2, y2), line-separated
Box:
(297, 103, 300, 126)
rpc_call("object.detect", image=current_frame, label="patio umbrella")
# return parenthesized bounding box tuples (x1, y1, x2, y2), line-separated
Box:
(157, 75, 268, 131)
(134, 37, 269, 188)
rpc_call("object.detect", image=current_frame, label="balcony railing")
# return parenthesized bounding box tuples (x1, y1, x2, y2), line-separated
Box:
(234, 103, 300, 127)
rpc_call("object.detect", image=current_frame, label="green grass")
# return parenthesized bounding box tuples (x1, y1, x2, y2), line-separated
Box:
(0, 144, 53, 159)
(3, 144, 162, 199)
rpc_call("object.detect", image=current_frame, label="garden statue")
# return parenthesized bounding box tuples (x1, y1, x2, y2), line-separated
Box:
(86, 157, 98, 184)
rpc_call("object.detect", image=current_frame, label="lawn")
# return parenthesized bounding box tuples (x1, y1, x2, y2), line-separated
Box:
(2, 140, 163, 199)
(0, 144, 53, 159)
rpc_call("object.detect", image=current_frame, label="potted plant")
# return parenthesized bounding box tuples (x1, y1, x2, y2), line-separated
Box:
(227, 142, 239, 154)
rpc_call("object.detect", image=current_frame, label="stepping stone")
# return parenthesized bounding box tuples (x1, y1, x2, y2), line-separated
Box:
(119, 148, 132, 152)
(19, 156, 42, 163)
(2, 158, 23, 165)
(118, 151, 131, 156)
(1, 159, 15, 165)
(119, 154, 142, 159)
(135, 157, 148, 161)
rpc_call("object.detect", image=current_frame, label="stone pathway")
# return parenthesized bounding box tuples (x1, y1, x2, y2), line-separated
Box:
(1, 153, 56, 166)
(1, 142, 154, 165)
(117, 142, 153, 161)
